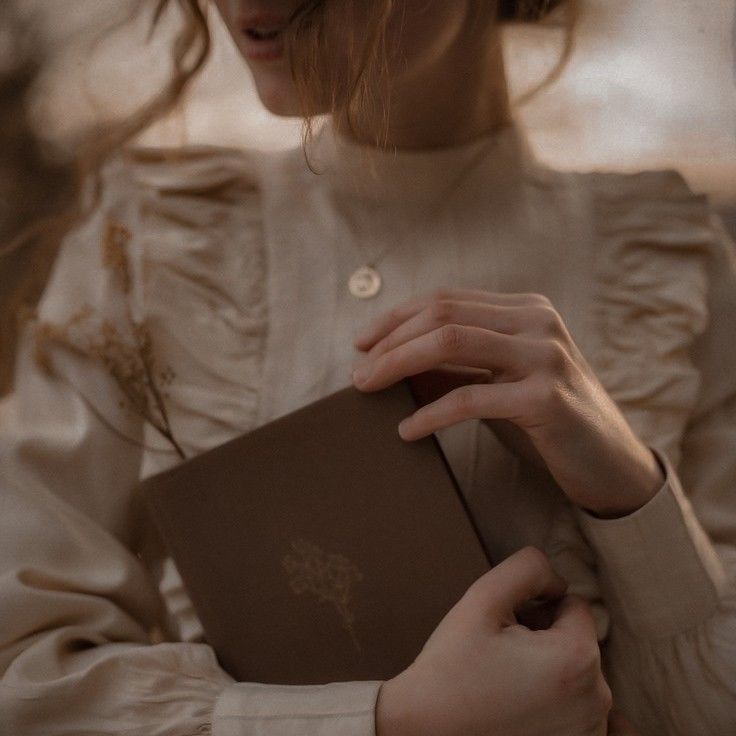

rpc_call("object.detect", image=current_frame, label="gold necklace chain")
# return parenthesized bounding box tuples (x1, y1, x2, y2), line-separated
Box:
(342, 132, 502, 300)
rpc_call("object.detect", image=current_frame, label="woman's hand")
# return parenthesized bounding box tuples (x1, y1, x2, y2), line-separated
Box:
(352, 288, 664, 517)
(376, 546, 612, 736)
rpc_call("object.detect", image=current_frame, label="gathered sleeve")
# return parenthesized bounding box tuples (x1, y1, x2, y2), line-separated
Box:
(575, 170, 736, 735)
(0, 149, 382, 735)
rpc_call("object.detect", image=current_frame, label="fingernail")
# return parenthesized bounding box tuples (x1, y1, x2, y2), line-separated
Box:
(353, 365, 371, 384)
(398, 418, 420, 441)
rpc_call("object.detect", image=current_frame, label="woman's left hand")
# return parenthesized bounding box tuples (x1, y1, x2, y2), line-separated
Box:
(351, 288, 665, 518)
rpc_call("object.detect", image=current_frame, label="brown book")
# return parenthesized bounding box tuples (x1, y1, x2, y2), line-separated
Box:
(141, 378, 492, 685)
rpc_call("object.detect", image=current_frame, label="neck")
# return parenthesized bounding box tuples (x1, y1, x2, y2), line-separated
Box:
(333, 27, 512, 151)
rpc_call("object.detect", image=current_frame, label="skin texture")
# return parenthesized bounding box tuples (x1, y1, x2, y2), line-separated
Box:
(376, 546, 613, 736)
(213, 2, 650, 734)
(351, 288, 665, 518)
(213, 0, 511, 147)
(216, 0, 663, 517)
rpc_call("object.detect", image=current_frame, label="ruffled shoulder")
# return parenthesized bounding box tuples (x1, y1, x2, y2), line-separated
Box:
(580, 168, 719, 468)
(122, 143, 259, 193)
(35, 144, 268, 469)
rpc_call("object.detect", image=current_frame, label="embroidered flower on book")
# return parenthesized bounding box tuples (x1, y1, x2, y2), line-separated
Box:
(282, 537, 364, 651)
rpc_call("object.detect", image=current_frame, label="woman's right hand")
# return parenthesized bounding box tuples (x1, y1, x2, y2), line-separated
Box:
(376, 546, 612, 736)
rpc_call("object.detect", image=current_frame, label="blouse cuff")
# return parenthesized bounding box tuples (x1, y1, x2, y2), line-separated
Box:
(575, 446, 727, 639)
(212, 680, 383, 736)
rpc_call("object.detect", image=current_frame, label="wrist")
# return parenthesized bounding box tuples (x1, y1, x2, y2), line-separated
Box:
(585, 445, 666, 519)
(375, 674, 417, 736)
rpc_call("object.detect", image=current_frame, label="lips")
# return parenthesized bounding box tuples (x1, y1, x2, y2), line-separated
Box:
(245, 27, 282, 41)
(238, 14, 288, 61)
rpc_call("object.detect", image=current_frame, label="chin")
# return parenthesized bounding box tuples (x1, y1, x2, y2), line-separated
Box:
(251, 75, 303, 117)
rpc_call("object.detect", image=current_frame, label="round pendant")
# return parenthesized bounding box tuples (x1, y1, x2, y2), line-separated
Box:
(348, 265, 382, 299)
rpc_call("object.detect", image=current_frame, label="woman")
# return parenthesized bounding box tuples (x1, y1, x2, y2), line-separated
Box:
(1, 1, 734, 734)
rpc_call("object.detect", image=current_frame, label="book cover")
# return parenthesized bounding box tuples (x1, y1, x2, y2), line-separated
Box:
(142, 378, 491, 684)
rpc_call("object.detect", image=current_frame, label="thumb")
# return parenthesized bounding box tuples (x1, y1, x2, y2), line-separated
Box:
(463, 546, 567, 627)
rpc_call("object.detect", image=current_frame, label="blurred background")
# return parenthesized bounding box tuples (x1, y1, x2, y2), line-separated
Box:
(1, 0, 736, 391)
(10, 0, 734, 199)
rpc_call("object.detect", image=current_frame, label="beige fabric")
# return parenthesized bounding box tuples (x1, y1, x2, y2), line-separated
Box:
(1, 120, 735, 735)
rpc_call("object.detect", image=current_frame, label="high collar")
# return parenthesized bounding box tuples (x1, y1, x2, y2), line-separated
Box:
(307, 117, 543, 207)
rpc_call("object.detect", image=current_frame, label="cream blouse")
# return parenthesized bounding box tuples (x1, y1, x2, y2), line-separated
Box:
(1, 120, 735, 736)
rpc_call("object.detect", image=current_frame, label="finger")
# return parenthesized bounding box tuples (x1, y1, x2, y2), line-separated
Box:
(352, 325, 536, 391)
(353, 289, 550, 350)
(407, 366, 492, 407)
(353, 295, 433, 352)
(550, 595, 598, 644)
(549, 597, 605, 714)
(397, 381, 526, 440)
(466, 547, 567, 626)
(359, 301, 527, 365)
(515, 598, 561, 630)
